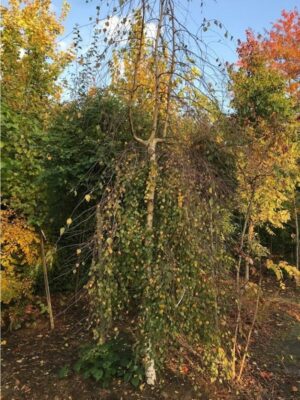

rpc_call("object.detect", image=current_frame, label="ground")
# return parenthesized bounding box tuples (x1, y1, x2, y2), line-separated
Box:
(1, 284, 300, 400)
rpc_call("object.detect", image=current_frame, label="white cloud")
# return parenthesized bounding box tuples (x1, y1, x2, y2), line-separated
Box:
(97, 15, 157, 42)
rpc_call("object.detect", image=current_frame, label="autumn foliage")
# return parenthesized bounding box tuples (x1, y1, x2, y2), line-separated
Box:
(1, 209, 40, 304)
(265, 9, 300, 96)
(0, 0, 72, 116)
(237, 9, 300, 99)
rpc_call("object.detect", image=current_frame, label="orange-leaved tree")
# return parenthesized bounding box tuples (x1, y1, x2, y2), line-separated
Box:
(237, 10, 300, 100)
(264, 9, 300, 99)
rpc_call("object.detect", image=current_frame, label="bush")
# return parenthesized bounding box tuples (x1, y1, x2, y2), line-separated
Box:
(74, 337, 144, 388)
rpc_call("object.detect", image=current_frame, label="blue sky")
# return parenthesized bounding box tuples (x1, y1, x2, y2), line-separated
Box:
(54, 0, 298, 63)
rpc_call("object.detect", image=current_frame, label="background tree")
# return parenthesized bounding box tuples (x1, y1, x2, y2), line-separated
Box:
(1, 0, 71, 321)
(229, 26, 299, 379)
(233, 11, 300, 272)
(230, 32, 299, 280)
(1, 0, 72, 221)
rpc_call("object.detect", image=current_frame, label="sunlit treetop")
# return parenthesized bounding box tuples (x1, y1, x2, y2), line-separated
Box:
(265, 9, 300, 91)
(236, 9, 300, 100)
(1, 0, 73, 117)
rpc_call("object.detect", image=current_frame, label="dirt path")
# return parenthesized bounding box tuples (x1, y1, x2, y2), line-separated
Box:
(279, 320, 300, 380)
(249, 296, 300, 399)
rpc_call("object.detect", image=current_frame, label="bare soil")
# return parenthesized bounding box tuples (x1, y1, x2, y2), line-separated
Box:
(1, 287, 299, 400)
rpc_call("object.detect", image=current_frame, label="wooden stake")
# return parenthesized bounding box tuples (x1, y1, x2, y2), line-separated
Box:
(293, 194, 299, 270)
(40, 230, 55, 330)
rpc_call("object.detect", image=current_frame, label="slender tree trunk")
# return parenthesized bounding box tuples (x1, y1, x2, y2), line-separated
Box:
(245, 220, 254, 281)
(232, 192, 254, 379)
(237, 273, 262, 381)
(138, 0, 164, 386)
(127, 0, 169, 385)
(40, 230, 54, 330)
(144, 139, 158, 386)
(146, 142, 157, 232)
(293, 194, 299, 270)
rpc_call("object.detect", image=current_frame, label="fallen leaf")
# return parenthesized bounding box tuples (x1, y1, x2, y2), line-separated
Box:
(260, 371, 273, 380)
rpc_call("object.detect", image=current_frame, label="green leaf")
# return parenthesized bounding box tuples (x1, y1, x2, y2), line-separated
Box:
(91, 367, 103, 381)
(83, 370, 91, 379)
(58, 365, 70, 379)
(131, 375, 140, 387)
(73, 360, 82, 373)
(124, 371, 132, 382)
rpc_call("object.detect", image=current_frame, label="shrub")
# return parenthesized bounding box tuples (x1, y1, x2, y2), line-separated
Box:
(74, 337, 144, 388)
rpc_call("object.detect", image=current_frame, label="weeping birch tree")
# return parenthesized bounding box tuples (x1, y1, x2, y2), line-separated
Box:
(68, 0, 232, 385)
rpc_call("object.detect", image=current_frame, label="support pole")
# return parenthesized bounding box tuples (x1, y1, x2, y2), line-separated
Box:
(40, 230, 55, 330)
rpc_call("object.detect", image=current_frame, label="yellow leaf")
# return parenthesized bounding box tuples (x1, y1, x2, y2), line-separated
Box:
(84, 194, 91, 202)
